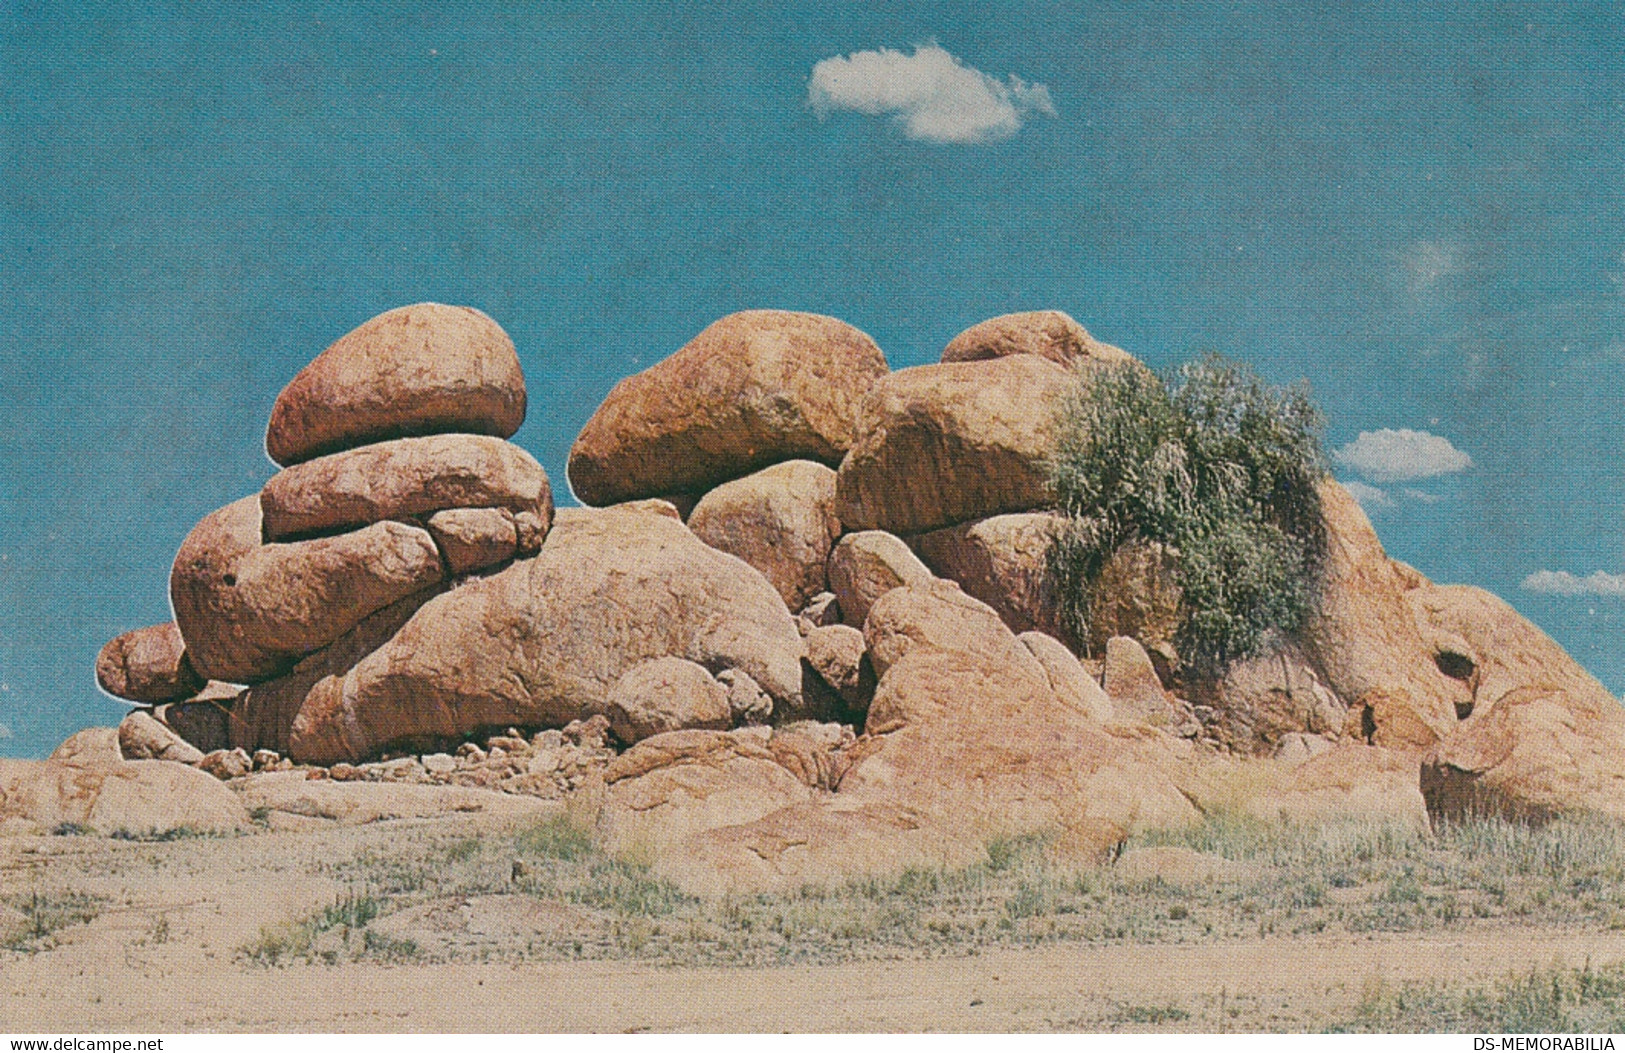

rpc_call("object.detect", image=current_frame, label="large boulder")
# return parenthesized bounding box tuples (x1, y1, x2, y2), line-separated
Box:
(826, 530, 933, 630)
(568, 311, 889, 506)
(908, 512, 1069, 640)
(170, 496, 445, 683)
(1193, 634, 1346, 755)
(118, 710, 205, 765)
(940, 310, 1135, 369)
(424, 507, 538, 576)
(1018, 630, 1112, 722)
(861, 578, 1045, 683)
(687, 460, 842, 612)
(235, 770, 558, 825)
(265, 303, 526, 467)
(94, 622, 204, 703)
(605, 658, 733, 745)
(259, 434, 552, 542)
(287, 509, 805, 765)
(1102, 635, 1174, 725)
(834, 356, 1073, 536)
(1301, 481, 1469, 750)
(803, 624, 875, 713)
(0, 728, 248, 836)
(1412, 584, 1625, 822)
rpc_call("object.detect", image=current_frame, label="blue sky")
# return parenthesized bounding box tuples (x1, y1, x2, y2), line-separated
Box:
(4, 1, 1625, 756)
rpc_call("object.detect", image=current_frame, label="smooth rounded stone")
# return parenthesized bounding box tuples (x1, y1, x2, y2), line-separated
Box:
(259, 434, 553, 542)
(568, 310, 890, 506)
(95, 622, 204, 704)
(287, 508, 804, 765)
(1302, 481, 1469, 750)
(426, 507, 521, 575)
(117, 710, 205, 765)
(605, 658, 732, 745)
(834, 356, 1073, 536)
(804, 625, 875, 711)
(1018, 631, 1111, 722)
(266, 303, 526, 467)
(0, 728, 248, 836)
(1102, 636, 1172, 725)
(827, 530, 932, 630)
(1190, 634, 1345, 755)
(687, 460, 842, 612)
(862, 578, 1047, 684)
(908, 512, 1069, 640)
(940, 310, 1136, 369)
(170, 495, 445, 683)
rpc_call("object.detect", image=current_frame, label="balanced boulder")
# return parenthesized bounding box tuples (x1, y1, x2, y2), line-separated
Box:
(170, 495, 445, 683)
(95, 622, 204, 704)
(940, 310, 1134, 369)
(259, 434, 552, 542)
(288, 508, 804, 765)
(266, 303, 526, 466)
(687, 460, 842, 612)
(568, 311, 889, 506)
(835, 356, 1073, 536)
(605, 658, 733, 745)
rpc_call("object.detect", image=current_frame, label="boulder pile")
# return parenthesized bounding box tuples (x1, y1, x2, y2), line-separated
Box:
(6, 304, 1621, 881)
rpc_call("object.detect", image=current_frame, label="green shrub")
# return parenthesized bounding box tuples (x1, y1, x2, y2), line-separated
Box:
(1048, 353, 1328, 673)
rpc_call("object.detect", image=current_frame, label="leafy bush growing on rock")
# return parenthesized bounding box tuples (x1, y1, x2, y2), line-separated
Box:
(1048, 354, 1328, 673)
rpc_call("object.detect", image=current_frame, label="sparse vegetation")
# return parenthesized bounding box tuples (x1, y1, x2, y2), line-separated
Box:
(1331, 961, 1625, 1033)
(1, 890, 103, 952)
(1048, 354, 1328, 672)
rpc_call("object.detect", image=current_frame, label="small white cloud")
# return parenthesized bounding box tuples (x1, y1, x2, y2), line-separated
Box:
(0, 721, 10, 740)
(1341, 480, 1394, 510)
(1521, 570, 1625, 597)
(1402, 488, 1443, 504)
(1332, 428, 1473, 484)
(1401, 240, 1461, 294)
(808, 43, 1055, 144)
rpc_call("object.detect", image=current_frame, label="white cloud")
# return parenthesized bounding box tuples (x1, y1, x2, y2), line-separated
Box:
(1521, 570, 1625, 597)
(1401, 240, 1461, 294)
(808, 44, 1056, 144)
(1402, 488, 1443, 504)
(1332, 428, 1473, 484)
(0, 721, 9, 740)
(1340, 480, 1394, 510)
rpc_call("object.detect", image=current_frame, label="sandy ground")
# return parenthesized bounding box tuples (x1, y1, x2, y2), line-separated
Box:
(3, 818, 1623, 1033)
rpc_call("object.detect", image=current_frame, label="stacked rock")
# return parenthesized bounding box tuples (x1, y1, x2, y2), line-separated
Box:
(98, 303, 552, 761)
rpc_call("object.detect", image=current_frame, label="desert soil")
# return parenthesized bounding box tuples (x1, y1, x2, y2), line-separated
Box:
(3, 815, 1622, 1033)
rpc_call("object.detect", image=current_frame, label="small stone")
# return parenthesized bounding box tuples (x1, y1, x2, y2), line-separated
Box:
(526, 751, 562, 776)
(329, 762, 361, 782)
(530, 729, 564, 751)
(796, 592, 841, 636)
(198, 748, 252, 781)
(252, 749, 281, 771)
(562, 714, 612, 750)
(306, 767, 330, 781)
(718, 668, 773, 725)
(485, 735, 529, 754)
(456, 743, 487, 763)
(422, 753, 457, 775)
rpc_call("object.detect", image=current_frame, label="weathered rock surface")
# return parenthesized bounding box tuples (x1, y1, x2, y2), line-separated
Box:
(229, 588, 437, 755)
(687, 460, 842, 611)
(1102, 636, 1174, 725)
(940, 310, 1135, 369)
(259, 434, 552, 542)
(0, 728, 247, 835)
(288, 509, 803, 764)
(235, 770, 559, 825)
(1085, 538, 1184, 658)
(568, 311, 889, 505)
(804, 624, 875, 712)
(796, 592, 841, 634)
(266, 303, 526, 466)
(1194, 635, 1346, 755)
(1019, 631, 1112, 722)
(118, 710, 205, 765)
(95, 622, 204, 704)
(1240, 745, 1428, 829)
(605, 658, 732, 745)
(835, 356, 1075, 536)
(908, 512, 1069, 640)
(1302, 481, 1469, 750)
(1412, 584, 1625, 822)
(827, 530, 932, 630)
(153, 699, 233, 754)
(170, 495, 445, 683)
(423, 507, 520, 575)
(862, 578, 1046, 684)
